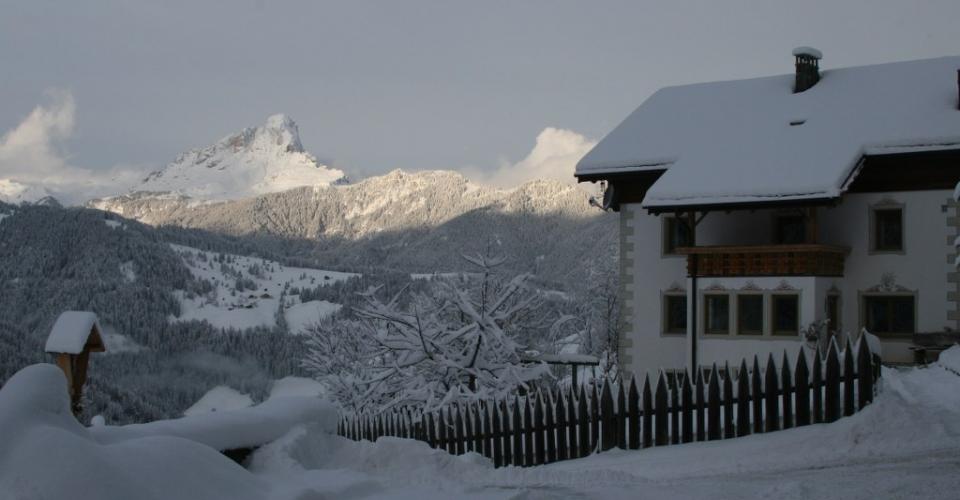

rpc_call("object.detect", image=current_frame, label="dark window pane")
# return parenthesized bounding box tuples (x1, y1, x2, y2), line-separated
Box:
(665, 295, 687, 333)
(865, 295, 914, 334)
(775, 215, 806, 244)
(826, 295, 840, 334)
(772, 295, 799, 335)
(737, 295, 764, 335)
(874, 209, 903, 251)
(665, 218, 692, 254)
(705, 295, 729, 334)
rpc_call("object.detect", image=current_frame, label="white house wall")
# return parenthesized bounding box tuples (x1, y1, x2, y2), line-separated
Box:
(618, 189, 954, 378)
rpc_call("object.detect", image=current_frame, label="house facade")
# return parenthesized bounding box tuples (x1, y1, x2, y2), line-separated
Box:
(576, 51, 960, 378)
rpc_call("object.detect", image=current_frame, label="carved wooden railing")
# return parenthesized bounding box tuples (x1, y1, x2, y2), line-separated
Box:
(676, 244, 850, 277)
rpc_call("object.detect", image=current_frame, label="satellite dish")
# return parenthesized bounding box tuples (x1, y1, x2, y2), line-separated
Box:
(601, 184, 619, 211)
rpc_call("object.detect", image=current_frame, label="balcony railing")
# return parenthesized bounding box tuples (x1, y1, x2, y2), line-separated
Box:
(675, 244, 849, 277)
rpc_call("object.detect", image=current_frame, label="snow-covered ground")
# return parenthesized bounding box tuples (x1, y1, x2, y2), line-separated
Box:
(170, 244, 356, 332)
(184, 386, 254, 416)
(2, 351, 958, 500)
(252, 354, 960, 499)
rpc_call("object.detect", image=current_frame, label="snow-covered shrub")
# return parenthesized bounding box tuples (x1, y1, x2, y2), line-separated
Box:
(303, 251, 553, 414)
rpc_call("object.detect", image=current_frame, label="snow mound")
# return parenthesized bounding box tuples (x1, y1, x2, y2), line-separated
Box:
(183, 386, 254, 416)
(0, 364, 266, 500)
(91, 393, 338, 452)
(132, 114, 346, 201)
(269, 377, 326, 400)
(939, 344, 960, 374)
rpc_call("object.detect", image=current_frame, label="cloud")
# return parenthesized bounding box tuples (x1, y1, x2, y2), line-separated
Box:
(0, 91, 141, 204)
(468, 127, 597, 187)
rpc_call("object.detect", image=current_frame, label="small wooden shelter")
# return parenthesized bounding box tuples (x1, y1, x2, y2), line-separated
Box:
(45, 311, 106, 415)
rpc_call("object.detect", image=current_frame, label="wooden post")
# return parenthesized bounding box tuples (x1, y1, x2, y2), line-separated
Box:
(533, 394, 545, 465)
(843, 339, 856, 417)
(512, 397, 523, 466)
(567, 387, 578, 459)
(795, 350, 811, 427)
(501, 400, 512, 466)
(722, 362, 735, 439)
(556, 391, 568, 460)
(577, 386, 590, 457)
(857, 336, 874, 410)
(590, 385, 600, 453)
(736, 360, 751, 437)
(670, 373, 681, 445)
(462, 404, 472, 454)
(545, 392, 557, 463)
(491, 402, 503, 467)
(616, 381, 627, 450)
(751, 356, 763, 434)
(681, 372, 694, 443)
(781, 351, 794, 429)
(695, 370, 706, 441)
(438, 410, 448, 451)
(476, 404, 485, 456)
(426, 412, 436, 448)
(707, 364, 721, 441)
(600, 381, 615, 452)
(642, 375, 653, 448)
(654, 373, 668, 446)
(812, 350, 824, 424)
(824, 340, 841, 423)
(628, 377, 641, 449)
(764, 353, 780, 432)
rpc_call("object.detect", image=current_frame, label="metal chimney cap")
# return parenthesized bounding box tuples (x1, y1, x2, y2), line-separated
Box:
(793, 46, 823, 59)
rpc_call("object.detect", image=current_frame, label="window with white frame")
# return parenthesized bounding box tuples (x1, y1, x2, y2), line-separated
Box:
(704, 294, 730, 335)
(771, 294, 800, 336)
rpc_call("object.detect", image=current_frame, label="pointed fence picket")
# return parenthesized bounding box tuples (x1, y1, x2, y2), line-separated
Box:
(337, 345, 881, 468)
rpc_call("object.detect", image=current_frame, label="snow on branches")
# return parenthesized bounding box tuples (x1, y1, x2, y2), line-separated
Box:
(302, 251, 552, 414)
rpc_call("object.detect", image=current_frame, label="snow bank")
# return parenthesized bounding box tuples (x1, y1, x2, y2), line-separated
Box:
(0, 364, 266, 500)
(246, 361, 960, 499)
(939, 344, 960, 374)
(269, 376, 326, 400)
(183, 385, 254, 416)
(92, 393, 337, 452)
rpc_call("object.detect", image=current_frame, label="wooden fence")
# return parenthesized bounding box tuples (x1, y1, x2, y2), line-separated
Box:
(337, 340, 881, 468)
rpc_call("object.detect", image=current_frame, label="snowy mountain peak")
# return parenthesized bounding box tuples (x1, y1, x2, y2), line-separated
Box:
(132, 114, 346, 201)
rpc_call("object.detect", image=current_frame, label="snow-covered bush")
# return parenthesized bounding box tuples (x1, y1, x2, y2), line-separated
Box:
(303, 251, 553, 414)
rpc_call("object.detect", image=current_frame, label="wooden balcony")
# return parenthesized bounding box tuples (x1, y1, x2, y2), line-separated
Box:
(676, 244, 849, 277)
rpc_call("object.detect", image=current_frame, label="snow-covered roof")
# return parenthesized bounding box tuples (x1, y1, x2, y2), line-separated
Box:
(576, 56, 960, 209)
(45, 311, 105, 354)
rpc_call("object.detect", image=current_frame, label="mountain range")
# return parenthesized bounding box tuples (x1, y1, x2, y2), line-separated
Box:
(89, 115, 616, 286)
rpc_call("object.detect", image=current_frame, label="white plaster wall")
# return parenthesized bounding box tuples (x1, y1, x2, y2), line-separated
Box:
(620, 189, 953, 375)
(820, 190, 954, 363)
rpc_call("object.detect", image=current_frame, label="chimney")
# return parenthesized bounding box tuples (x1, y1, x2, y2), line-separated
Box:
(793, 46, 822, 93)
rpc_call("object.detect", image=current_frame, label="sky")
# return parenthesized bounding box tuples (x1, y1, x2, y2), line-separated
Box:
(1, 0, 959, 200)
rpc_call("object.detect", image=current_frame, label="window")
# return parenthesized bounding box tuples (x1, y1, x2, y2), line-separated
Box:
(704, 294, 730, 334)
(663, 216, 693, 255)
(736, 295, 764, 335)
(873, 208, 903, 252)
(663, 294, 687, 334)
(863, 295, 915, 334)
(775, 215, 806, 245)
(771, 294, 800, 336)
(826, 294, 840, 334)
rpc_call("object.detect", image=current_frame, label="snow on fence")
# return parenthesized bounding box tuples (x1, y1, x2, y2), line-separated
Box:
(336, 339, 881, 468)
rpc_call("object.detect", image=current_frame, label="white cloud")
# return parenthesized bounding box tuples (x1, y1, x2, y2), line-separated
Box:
(0, 91, 141, 204)
(468, 127, 597, 188)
